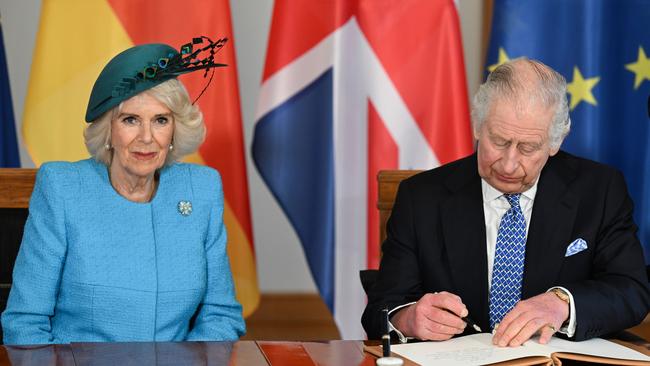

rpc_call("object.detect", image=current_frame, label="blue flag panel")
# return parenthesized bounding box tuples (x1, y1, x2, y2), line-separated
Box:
(487, 0, 650, 262)
(252, 70, 335, 309)
(0, 23, 19, 167)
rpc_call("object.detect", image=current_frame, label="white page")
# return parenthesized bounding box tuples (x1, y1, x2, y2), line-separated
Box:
(545, 336, 650, 361)
(390, 333, 650, 366)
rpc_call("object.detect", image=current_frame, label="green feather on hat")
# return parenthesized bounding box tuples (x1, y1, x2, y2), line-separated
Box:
(85, 37, 227, 122)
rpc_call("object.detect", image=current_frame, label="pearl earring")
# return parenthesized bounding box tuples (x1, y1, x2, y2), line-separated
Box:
(104, 143, 111, 150)
(169, 144, 174, 151)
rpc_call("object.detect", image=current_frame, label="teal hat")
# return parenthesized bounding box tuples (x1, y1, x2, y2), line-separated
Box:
(85, 37, 227, 122)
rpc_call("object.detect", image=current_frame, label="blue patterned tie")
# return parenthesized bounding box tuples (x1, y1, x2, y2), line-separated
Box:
(489, 193, 527, 330)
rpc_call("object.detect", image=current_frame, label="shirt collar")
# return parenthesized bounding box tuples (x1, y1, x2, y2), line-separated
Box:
(481, 177, 539, 203)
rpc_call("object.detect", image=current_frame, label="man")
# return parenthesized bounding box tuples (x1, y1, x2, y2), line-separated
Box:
(362, 58, 650, 346)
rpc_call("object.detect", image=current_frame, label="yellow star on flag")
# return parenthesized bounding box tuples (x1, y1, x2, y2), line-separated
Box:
(625, 46, 650, 89)
(567, 66, 600, 110)
(488, 48, 510, 72)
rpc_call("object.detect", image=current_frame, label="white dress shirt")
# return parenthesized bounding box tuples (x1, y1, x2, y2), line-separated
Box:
(389, 179, 576, 342)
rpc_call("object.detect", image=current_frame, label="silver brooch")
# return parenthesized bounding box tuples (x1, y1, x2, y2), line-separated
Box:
(178, 201, 192, 216)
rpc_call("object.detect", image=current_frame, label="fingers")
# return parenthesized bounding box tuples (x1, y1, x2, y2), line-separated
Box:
(424, 292, 468, 318)
(538, 324, 556, 344)
(495, 314, 546, 347)
(492, 308, 522, 346)
(492, 292, 566, 347)
(494, 319, 556, 347)
(394, 292, 470, 341)
(427, 307, 466, 329)
(420, 319, 465, 341)
(415, 294, 467, 340)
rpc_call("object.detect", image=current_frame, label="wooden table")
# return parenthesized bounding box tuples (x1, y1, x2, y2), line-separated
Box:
(2, 335, 648, 365)
(0, 340, 379, 366)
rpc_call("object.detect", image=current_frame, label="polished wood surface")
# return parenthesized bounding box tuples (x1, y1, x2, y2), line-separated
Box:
(258, 342, 317, 366)
(299, 341, 376, 366)
(0, 344, 74, 366)
(2, 337, 649, 366)
(629, 314, 650, 342)
(0, 341, 378, 366)
(70, 341, 249, 366)
(0, 169, 37, 209)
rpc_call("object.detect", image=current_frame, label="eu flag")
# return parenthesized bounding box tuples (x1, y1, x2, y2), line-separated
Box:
(486, 0, 650, 262)
(0, 19, 19, 167)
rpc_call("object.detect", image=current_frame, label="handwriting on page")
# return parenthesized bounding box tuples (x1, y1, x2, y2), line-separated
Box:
(426, 347, 495, 363)
(391, 334, 551, 366)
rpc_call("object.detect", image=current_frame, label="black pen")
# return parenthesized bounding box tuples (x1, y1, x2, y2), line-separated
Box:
(462, 315, 482, 332)
(382, 308, 391, 357)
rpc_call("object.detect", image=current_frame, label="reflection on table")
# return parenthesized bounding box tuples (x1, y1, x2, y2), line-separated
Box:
(0, 340, 377, 366)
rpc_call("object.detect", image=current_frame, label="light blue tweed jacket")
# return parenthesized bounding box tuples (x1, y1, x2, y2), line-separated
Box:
(1, 159, 245, 344)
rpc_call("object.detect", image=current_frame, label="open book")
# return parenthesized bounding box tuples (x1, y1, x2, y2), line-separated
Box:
(365, 333, 650, 366)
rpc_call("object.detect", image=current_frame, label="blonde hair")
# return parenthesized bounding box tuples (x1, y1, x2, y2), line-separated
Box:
(84, 78, 206, 166)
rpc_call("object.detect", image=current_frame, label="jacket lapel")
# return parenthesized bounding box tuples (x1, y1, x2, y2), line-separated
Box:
(440, 155, 490, 329)
(522, 152, 579, 298)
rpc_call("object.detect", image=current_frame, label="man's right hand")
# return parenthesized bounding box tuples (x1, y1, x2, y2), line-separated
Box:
(390, 292, 468, 341)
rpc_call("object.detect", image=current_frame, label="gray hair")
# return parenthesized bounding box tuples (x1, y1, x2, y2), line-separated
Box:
(84, 78, 206, 166)
(471, 57, 571, 150)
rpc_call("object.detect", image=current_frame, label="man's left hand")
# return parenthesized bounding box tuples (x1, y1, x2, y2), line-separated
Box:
(492, 292, 569, 347)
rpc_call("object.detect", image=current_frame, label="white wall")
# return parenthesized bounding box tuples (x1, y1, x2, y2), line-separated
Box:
(0, 0, 39, 168)
(0, 0, 485, 293)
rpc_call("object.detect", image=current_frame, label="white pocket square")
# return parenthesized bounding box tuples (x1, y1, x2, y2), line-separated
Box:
(565, 238, 588, 257)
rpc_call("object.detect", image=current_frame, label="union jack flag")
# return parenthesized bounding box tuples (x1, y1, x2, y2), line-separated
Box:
(252, 0, 473, 339)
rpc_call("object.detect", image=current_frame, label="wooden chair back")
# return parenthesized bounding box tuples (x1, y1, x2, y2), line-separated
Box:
(0, 168, 37, 209)
(376, 170, 421, 245)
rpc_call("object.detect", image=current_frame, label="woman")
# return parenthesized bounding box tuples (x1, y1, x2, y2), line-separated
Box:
(1, 39, 245, 344)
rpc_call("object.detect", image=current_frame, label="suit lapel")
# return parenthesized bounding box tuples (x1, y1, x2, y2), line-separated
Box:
(522, 153, 579, 298)
(441, 155, 490, 329)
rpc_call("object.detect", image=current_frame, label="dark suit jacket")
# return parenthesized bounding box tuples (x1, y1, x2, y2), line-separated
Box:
(362, 151, 650, 341)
